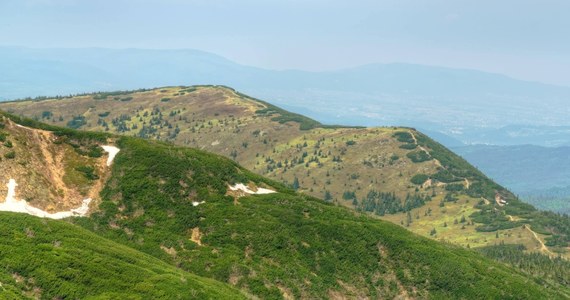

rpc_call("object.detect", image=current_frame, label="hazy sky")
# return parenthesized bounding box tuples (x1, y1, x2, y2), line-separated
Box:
(1, 0, 570, 86)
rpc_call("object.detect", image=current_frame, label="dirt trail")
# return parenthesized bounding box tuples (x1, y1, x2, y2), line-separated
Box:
(525, 225, 553, 256)
(408, 130, 442, 168)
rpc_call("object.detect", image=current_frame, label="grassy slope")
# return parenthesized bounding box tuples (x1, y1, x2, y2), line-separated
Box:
(0, 87, 568, 256)
(0, 212, 244, 300)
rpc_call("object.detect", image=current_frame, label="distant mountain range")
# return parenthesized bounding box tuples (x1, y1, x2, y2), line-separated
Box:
(2, 46, 570, 146)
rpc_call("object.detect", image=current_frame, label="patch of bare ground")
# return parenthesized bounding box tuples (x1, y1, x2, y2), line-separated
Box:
(244, 245, 253, 259)
(12, 273, 42, 299)
(276, 284, 294, 300)
(228, 265, 242, 286)
(190, 227, 202, 246)
(160, 245, 178, 257)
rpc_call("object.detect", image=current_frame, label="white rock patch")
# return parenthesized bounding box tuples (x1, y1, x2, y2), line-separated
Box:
(0, 179, 92, 219)
(229, 183, 276, 195)
(192, 201, 206, 207)
(101, 145, 120, 166)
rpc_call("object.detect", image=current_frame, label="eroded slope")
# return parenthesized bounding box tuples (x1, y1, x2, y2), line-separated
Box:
(0, 115, 116, 218)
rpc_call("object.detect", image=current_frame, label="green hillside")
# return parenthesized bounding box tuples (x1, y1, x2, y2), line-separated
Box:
(0, 213, 244, 299)
(62, 135, 566, 298)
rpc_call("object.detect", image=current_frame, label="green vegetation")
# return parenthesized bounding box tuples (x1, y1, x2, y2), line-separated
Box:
(66, 134, 562, 298)
(67, 115, 87, 129)
(41, 111, 53, 119)
(87, 145, 104, 158)
(1, 111, 110, 143)
(179, 87, 197, 93)
(4, 150, 16, 159)
(432, 169, 462, 183)
(406, 150, 432, 163)
(399, 143, 417, 149)
(0, 111, 568, 298)
(357, 192, 431, 216)
(478, 243, 570, 293)
(445, 183, 465, 192)
(91, 90, 148, 100)
(410, 174, 429, 185)
(255, 106, 323, 130)
(342, 190, 356, 200)
(0, 212, 244, 299)
(392, 131, 415, 143)
(75, 165, 100, 180)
